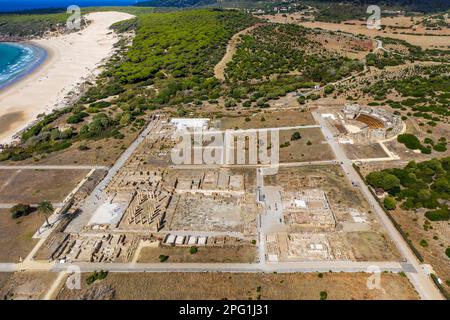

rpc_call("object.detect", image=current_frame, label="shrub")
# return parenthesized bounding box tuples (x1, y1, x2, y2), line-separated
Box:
(306, 140, 312, 146)
(67, 112, 88, 124)
(419, 239, 428, 248)
(10, 204, 33, 219)
(446, 248, 450, 259)
(397, 134, 421, 149)
(433, 143, 447, 152)
(86, 270, 108, 285)
(159, 255, 169, 262)
(78, 144, 90, 151)
(90, 101, 111, 109)
(324, 85, 335, 94)
(320, 291, 327, 300)
(189, 246, 198, 254)
(425, 207, 450, 221)
(243, 101, 251, 108)
(383, 196, 396, 210)
(291, 131, 301, 141)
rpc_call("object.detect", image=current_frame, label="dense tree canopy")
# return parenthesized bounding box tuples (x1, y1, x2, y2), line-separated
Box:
(366, 158, 450, 220)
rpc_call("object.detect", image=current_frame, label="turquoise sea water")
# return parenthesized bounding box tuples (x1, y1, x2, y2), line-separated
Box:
(0, 1, 136, 12)
(0, 42, 47, 90)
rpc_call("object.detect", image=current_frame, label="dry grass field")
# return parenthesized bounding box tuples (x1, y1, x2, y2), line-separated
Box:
(386, 207, 450, 294)
(346, 231, 400, 261)
(0, 273, 13, 291)
(343, 143, 388, 160)
(278, 128, 334, 163)
(0, 209, 42, 262)
(56, 272, 418, 300)
(216, 109, 316, 130)
(0, 272, 57, 300)
(0, 169, 89, 203)
(137, 244, 257, 263)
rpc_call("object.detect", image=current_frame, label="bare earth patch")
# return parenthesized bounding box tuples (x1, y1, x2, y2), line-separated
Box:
(0, 209, 42, 262)
(56, 272, 418, 300)
(137, 245, 257, 263)
(278, 128, 334, 163)
(0, 272, 57, 300)
(343, 143, 388, 160)
(0, 169, 89, 203)
(216, 109, 316, 130)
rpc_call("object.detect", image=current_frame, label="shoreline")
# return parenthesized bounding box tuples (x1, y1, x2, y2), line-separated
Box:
(0, 42, 48, 91)
(0, 11, 134, 147)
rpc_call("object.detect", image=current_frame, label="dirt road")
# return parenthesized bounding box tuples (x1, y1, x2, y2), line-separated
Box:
(214, 23, 264, 81)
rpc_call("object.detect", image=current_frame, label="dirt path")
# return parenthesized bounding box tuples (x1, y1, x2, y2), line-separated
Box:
(214, 23, 264, 81)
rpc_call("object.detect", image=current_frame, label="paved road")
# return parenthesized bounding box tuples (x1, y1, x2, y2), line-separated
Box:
(0, 165, 108, 170)
(0, 260, 405, 273)
(313, 111, 443, 300)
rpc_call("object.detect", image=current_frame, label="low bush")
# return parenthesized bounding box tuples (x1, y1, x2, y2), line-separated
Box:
(425, 207, 450, 221)
(86, 270, 108, 285)
(10, 204, 33, 219)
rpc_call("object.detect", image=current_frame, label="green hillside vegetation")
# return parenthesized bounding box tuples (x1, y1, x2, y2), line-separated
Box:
(0, 9, 257, 161)
(366, 158, 450, 221)
(365, 51, 405, 69)
(0, 6, 156, 38)
(223, 23, 363, 106)
(0, 12, 72, 37)
(311, 2, 367, 23)
(375, 37, 450, 63)
(366, 64, 450, 123)
(226, 24, 363, 82)
(397, 134, 447, 154)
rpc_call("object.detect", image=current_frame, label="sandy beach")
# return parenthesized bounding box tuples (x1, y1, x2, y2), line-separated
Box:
(0, 11, 134, 146)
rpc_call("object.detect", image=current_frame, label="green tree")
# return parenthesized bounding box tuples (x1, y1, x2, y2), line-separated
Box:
(366, 171, 400, 191)
(37, 200, 54, 227)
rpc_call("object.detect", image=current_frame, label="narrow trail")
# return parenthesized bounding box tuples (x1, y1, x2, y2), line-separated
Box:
(214, 23, 265, 81)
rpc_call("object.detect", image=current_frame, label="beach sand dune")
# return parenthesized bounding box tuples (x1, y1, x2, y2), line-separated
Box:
(0, 11, 135, 145)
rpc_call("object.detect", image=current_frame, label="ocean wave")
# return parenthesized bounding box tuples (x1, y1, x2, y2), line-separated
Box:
(0, 42, 47, 90)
